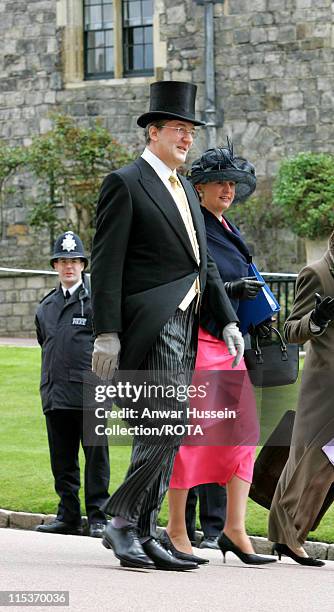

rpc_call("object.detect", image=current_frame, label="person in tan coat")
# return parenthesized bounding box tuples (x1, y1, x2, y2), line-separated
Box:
(268, 231, 334, 566)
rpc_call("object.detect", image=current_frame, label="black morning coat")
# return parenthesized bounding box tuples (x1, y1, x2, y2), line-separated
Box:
(35, 284, 93, 413)
(90, 157, 238, 370)
(199, 206, 252, 340)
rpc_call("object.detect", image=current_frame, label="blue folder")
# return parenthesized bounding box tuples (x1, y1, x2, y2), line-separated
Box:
(237, 263, 280, 335)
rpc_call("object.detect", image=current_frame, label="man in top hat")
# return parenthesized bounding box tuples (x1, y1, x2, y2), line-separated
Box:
(90, 81, 244, 570)
(35, 231, 110, 538)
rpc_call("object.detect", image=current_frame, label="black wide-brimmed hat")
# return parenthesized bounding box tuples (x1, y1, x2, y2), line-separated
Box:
(50, 230, 88, 268)
(137, 81, 206, 128)
(190, 141, 256, 203)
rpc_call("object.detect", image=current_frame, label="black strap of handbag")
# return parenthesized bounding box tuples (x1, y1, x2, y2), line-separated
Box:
(253, 327, 288, 365)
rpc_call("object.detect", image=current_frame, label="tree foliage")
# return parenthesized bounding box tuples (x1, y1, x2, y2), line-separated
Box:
(0, 145, 27, 239)
(273, 152, 334, 240)
(26, 115, 135, 249)
(225, 195, 286, 271)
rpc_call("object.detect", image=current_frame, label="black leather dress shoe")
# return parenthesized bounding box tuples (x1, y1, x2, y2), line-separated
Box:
(199, 536, 220, 550)
(142, 538, 198, 571)
(159, 530, 209, 564)
(89, 522, 106, 538)
(102, 523, 155, 569)
(35, 520, 83, 535)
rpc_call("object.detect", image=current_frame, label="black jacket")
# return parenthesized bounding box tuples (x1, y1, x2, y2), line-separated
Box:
(200, 207, 252, 340)
(91, 157, 238, 370)
(35, 284, 93, 413)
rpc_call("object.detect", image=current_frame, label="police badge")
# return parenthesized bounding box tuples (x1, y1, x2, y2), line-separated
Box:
(61, 232, 77, 253)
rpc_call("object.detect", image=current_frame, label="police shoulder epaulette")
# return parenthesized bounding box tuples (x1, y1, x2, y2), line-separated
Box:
(39, 288, 57, 303)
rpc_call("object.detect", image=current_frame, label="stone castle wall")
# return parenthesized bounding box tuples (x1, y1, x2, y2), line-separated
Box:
(0, 0, 333, 273)
(0, 271, 57, 336)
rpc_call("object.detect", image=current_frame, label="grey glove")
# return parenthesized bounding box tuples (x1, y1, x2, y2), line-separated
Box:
(224, 276, 265, 301)
(310, 292, 334, 328)
(222, 322, 244, 368)
(92, 332, 121, 380)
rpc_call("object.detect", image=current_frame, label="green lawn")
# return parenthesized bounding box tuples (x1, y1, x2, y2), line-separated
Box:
(0, 346, 333, 542)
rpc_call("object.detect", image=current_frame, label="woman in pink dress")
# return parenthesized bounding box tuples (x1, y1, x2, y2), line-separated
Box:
(160, 144, 276, 565)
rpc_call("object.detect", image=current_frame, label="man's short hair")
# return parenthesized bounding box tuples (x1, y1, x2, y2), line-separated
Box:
(144, 119, 166, 144)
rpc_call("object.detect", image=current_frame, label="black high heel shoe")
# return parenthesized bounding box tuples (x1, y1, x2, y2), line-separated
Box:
(272, 543, 325, 567)
(159, 531, 209, 565)
(218, 533, 277, 565)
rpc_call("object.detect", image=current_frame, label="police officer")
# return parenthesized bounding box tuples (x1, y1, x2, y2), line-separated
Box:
(35, 231, 110, 537)
(185, 484, 226, 549)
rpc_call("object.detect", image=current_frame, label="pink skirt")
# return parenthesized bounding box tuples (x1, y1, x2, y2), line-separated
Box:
(169, 326, 258, 488)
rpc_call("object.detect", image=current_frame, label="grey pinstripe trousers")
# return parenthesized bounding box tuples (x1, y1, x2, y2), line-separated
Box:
(102, 303, 197, 538)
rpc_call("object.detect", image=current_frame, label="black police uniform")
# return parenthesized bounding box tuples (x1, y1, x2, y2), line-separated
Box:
(35, 281, 110, 528)
(185, 484, 226, 543)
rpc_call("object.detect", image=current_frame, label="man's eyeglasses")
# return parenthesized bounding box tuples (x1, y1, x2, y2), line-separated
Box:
(160, 125, 197, 139)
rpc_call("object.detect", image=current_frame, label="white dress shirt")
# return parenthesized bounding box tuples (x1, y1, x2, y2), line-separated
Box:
(141, 148, 200, 310)
(61, 279, 82, 297)
(141, 147, 181, 199)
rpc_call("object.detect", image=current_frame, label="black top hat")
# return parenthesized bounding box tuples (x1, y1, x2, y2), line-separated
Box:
(190, 141, 256, 203)
(50, 231, 88, 268)
(137, 81, 206, 128)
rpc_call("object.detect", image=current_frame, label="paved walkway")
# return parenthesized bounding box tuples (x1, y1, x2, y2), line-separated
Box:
(0, 528, 333, 612)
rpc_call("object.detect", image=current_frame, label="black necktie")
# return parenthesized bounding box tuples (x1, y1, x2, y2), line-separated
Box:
(64, 290, 71, 301)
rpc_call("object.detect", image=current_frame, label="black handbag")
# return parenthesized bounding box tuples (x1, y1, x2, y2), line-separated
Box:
(244, 327, 299, 387)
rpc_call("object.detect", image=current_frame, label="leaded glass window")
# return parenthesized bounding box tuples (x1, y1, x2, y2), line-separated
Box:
(83, 0, 154, 79)
(84, 0, 114, 78)
(123, 0, 153, 76)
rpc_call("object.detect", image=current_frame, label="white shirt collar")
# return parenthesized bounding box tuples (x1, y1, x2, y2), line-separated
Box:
(61, 279, 82, 297)
(141, 148, 176, 183)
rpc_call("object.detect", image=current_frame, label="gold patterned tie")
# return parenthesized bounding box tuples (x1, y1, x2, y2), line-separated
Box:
(169, 174, 201, 310)
(168, 175, 199, 261)
(169, 175, 187, 206)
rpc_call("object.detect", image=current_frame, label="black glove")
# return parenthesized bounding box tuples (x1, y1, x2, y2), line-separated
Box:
(224, 276, 265, 301)
(310, 293, 334, 327)
(248, 319, 273, 338)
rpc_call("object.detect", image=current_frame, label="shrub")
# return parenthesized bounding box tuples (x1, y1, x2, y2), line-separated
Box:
(273, 152, 334, 240)
(225, 195, 285, 271)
